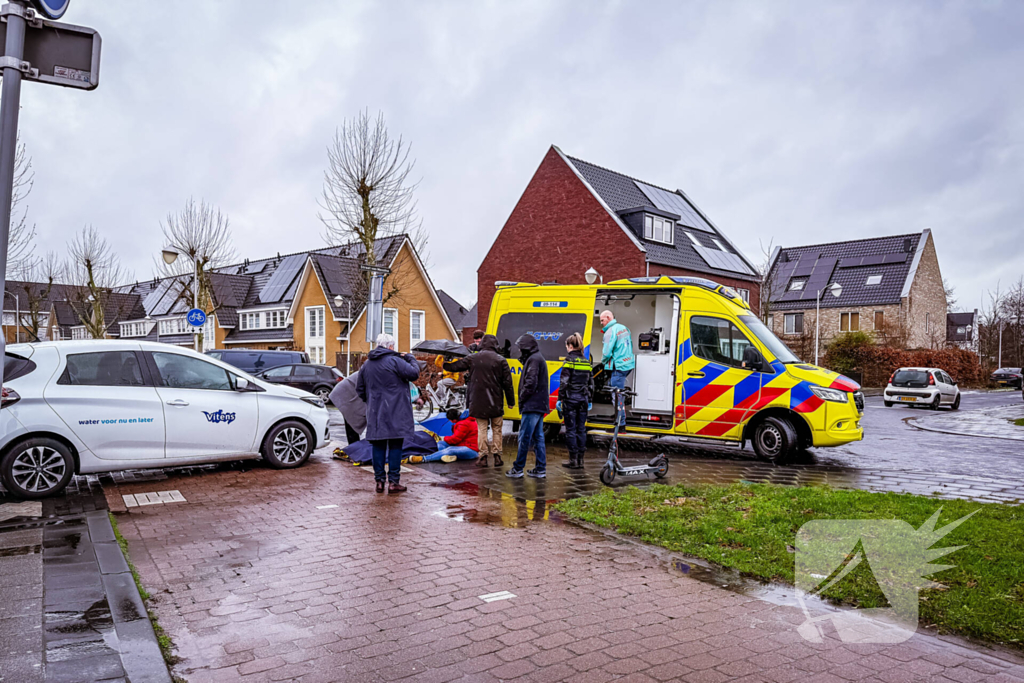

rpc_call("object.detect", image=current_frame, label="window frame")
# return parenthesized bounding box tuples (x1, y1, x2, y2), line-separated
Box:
(409, 309, 425, 348)
(736, 288, 750, 303)
(874, 310, 884, 330)
(643, 213, 675, 245)
(789, 280, 806, 292)
(689, 315, 757, 370)
(840, 312, 860, 332)
(865, 274, 883, 286)
(383, 307, 399, 340)
(784, 312, 804, 335)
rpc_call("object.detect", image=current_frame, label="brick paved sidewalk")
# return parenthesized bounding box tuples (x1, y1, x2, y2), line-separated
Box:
(910, 404, 1024, 442)
(105, 449, 1024, 683)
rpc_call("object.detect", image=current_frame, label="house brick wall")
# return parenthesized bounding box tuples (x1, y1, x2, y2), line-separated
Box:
(904, 232, 947, 349)
(476, 148, 647, 333)
(769, 303, 903, 357)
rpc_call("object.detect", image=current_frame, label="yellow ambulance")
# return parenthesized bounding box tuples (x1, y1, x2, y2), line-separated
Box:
(488, 276, 863, 462)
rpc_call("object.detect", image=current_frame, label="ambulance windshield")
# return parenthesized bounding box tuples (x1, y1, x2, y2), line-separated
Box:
(738, 315, 800, 364)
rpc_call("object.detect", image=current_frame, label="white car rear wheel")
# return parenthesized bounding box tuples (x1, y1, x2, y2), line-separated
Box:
(1, 438, 75, 499)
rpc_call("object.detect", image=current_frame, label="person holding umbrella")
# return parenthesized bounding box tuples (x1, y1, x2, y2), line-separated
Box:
(357, 333, 422, 493)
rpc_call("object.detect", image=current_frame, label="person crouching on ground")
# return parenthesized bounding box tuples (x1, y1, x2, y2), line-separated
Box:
(507, 334, 549, 479)
(442, 334, 515, 468)
(329, 369, 366, 451)
(557, 333, 594, 470)
(409, 409, 479, 463)
(356, 333, 421, 494)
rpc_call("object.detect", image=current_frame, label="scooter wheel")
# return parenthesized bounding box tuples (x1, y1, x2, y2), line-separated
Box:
(599, 465, 615, 486)
(651, 455, 668, 479)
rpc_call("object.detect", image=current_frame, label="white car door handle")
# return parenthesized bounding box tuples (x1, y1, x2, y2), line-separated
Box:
(166, 399, 189, 407)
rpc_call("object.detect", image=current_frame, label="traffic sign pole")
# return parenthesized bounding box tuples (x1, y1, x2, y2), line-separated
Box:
(0, 0, 29, 391)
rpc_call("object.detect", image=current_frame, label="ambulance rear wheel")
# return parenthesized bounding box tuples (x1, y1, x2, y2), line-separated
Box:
(752, 416, 797, 464)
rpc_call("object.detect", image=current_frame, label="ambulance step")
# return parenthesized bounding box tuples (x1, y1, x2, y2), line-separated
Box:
(587, 430, 655, 441)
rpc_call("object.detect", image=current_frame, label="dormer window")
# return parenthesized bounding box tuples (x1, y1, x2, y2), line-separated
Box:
(865, 274, 882, 286)
(684, 231, 702, 248)
(711, 238, 727, 251)
(644, 214, 674, 245)
(789, 280, 806, 292)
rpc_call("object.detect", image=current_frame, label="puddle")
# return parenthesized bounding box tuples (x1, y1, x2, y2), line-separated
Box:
(430, 482, 556, 528)
(0, 543, 41, 557)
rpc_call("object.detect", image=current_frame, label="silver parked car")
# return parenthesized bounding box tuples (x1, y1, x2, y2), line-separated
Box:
(883, 367, 960, 410)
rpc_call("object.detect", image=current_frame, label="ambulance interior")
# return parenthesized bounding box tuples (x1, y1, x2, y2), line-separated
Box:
(589, 291, 680, 425)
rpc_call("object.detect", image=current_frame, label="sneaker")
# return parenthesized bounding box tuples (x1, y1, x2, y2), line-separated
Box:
(505, 468, 524, 479)
(527, 468, 546, 479)
(408, 455, 424, 464)
(440, 454, 457, 463)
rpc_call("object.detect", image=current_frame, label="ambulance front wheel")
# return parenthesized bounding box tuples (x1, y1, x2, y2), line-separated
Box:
(752, 416, 797, 464)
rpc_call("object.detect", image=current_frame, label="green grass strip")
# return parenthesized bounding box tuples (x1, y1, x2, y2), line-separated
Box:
(555, 483, 1024, 647)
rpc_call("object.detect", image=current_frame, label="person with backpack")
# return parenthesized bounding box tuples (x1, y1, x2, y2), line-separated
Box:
(556, 333, 594, 469)
(507, 334, 549, 479)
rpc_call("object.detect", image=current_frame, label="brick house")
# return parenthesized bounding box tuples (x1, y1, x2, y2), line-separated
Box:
(3, 281, 146, 343)
(471, 146, 760, 338)
(113, 235, 462, 369)
(765, 229, 947, 351)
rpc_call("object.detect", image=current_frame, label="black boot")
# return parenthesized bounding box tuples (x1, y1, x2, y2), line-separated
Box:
(562, 454, 576, 469)
(575, 453, 585, 469)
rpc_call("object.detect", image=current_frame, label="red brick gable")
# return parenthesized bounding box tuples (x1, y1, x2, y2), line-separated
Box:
(475, 147, 645, 333)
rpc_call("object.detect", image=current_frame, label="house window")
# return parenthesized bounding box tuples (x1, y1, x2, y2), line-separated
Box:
(305, 306, 326, 365)
(865, 274, 882, 286)
(410, 310, 425, 347)
(383, 308, 398, 338)
(765, 314, 774, 329)
(784, 313, 803, 335)
(643, 214, 674, 244)
(72, 327, 89, 340)
(266, 310, 286, 328)
(736, 288, 750, 303)
(684, 231, 702, 248)
(789, 280, 806, 292)
(711, 238, 727, 251)
(840, 312, 860, 332)
(874, 311, 884, 330)
(241, 312, 261, 330)
(159, 318, 188, 335)
(120, 322, 148, 338)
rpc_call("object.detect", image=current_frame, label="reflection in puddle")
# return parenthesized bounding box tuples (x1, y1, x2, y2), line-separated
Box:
(431, 483, 554, 528)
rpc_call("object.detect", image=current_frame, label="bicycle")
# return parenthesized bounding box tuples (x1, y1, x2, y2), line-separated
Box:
(413, 377, 466, 422)
(599, 387, 669, 486)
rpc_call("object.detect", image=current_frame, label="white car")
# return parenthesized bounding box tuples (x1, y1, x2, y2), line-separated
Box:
(1, 340, 330, 499)
(883, 367, 961, 410)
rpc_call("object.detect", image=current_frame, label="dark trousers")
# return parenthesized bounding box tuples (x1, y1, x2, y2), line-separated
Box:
(563, 402, 588, 459)
(344, 422, 361, 445)
(370, 438, 403, 483)
(513, 412, 546, 472)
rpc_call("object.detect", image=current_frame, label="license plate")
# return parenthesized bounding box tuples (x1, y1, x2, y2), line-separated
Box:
(898, 396, 917, 402)
(998, 380, 1008, 384)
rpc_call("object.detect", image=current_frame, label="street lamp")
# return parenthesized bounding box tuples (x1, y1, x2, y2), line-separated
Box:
(162, 247, 200, 351)
(585, 267, 600, 285)
(814, 282, 843, 366)
(334, 294, 352, 376)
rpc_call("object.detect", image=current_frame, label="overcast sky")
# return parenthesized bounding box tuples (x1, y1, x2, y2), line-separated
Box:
(14, 0, 1024, 312)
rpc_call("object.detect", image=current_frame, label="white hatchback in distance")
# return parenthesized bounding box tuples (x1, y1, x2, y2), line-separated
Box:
(1, 340, 330, 499)
(883, 367, 961, 410)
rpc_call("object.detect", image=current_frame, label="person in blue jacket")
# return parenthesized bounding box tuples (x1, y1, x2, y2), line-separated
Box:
(600, 310, 635, 427)
(356, 333, 422, 494)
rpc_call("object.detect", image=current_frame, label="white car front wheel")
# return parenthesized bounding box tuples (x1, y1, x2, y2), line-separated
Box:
(262, 421, 313, 469)
(1, 438, 75, 499)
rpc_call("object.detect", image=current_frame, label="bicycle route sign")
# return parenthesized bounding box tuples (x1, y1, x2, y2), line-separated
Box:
(186, 309, 207, 327)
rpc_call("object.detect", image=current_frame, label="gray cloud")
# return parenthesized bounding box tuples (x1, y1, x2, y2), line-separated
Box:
(14, 0, 1024, 312)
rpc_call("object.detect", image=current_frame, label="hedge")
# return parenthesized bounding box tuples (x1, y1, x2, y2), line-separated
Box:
(823, 342, 986, 387)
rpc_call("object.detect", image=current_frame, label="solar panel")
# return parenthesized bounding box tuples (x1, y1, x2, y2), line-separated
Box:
(142, 279, 174, 316)
(634, 181, 714, 233)
(259, 253, 306, 303)
(882, 253, 908, 264)
(692, 245, 755, 276)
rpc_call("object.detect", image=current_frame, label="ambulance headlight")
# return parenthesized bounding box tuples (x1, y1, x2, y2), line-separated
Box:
(810, 386, 848, 403)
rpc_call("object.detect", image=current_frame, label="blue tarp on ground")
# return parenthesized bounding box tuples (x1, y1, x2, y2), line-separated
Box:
(340, 432, 439, 465)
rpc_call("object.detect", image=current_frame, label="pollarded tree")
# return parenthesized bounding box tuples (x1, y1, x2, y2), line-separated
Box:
(62, 226, 131, 339)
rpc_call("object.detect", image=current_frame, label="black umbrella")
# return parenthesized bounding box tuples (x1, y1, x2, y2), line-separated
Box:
(412, 339, 471, 358)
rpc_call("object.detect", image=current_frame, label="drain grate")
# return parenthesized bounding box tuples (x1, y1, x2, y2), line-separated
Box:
(122, 490, 187, 507)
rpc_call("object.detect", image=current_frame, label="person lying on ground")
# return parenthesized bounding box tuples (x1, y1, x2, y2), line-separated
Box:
(408, 409, 480, 463)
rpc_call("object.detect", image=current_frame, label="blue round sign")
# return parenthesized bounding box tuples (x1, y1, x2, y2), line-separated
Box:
(187, 309, 207, 327)
(29, 0, 71, 20)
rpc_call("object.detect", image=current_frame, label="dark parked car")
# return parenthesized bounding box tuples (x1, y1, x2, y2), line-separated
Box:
(990, 367, 1023, 389)
(205, 349, 309, 374)
(254, 363, 342, 402)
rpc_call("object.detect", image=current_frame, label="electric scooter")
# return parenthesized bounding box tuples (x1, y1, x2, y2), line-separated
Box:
(599, 387, 669, 486)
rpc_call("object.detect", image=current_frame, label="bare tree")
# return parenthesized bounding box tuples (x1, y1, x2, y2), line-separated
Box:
(157, 198, 236, 347)
(998, 277, 1024, 368)
(10, 252, 60, 342)
(7, 140, 38, 276)
(318, 110, 428, 303)
(943, 278, 958, 313)
(757, 239, 780, 321)
(62, 227, 131, 339)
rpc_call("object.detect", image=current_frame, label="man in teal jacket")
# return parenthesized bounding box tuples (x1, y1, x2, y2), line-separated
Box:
(600, 310, 635, 426)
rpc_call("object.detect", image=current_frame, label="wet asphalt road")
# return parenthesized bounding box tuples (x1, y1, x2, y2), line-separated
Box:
(816, 391, 1023, 479)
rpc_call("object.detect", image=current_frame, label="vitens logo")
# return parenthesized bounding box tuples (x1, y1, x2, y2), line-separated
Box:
(202, 410, 236, 424)
(528, 331, 563, 342)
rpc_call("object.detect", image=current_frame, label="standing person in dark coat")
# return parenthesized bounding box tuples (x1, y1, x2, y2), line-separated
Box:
(356, 333, 421, 493)
(467, 329, 484, 353)
(442, 334, 515, 467)
(507, 334, 549, 479)
(556, 333, 594, 470)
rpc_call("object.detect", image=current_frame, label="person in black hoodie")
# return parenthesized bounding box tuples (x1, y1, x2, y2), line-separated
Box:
(356, 333, 421, 493)
(507, 334, 549, 478)
(442, 334, 515, 467)
(557, 333, 594, 469)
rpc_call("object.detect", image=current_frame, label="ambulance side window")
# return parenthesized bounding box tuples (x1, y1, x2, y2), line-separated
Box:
(690, 316, 754, 369)
(494, 312, 589, 361)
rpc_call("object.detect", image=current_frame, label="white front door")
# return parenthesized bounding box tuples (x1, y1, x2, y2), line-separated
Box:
(149, 351, 260, 458)
(44, 350, 166, 461)
(305, 306, 325, 364)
